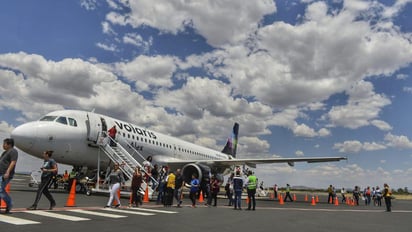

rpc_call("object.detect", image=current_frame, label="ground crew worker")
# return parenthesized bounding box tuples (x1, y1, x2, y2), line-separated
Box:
(383, 183, 392, 212)
(284, 184, 293, 202)
(245, 170, 257, 210)
(68, 168, 77, 191)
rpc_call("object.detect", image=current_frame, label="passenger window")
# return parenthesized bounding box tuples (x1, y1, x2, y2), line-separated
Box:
(56, 117, 67, 125)
(68, 118, 77, 127)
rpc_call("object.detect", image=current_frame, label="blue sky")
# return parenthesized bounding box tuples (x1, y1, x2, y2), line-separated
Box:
(1, 0, 412, 189)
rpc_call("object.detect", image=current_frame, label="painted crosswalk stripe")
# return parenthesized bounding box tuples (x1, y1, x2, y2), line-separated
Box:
(103, 208, 155, 216)
(128, 207, 178, 214)
(70, 209, 127, 218)
(0, 214, 40, 225)
(24, 210, 90, 221)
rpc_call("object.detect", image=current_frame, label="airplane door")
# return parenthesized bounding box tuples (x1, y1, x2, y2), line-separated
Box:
(86, 113, 101, 143)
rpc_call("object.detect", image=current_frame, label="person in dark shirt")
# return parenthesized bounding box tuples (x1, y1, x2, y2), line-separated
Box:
(130, 167, 143, 207)
(0, 138, 18, 214)
(27, 150, 57, 210)
(233, 171, 244, 210)
(174, 169, 184, 207)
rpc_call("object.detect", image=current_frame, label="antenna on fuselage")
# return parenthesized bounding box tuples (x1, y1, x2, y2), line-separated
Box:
(91, 108, 95, 113)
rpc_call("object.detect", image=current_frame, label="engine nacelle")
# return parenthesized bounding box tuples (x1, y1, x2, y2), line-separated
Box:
(182, 163, 211, 184)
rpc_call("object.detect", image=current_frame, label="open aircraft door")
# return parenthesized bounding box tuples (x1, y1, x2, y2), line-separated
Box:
(86, 113, 102, 143)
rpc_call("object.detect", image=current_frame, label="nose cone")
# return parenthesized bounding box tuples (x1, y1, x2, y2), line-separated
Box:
(11, 122, 38, 152)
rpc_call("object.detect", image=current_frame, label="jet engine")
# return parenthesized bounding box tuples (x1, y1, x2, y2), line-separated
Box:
(182, 163, 211, 184)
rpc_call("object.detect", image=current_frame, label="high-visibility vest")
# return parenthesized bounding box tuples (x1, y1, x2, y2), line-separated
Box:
(247, 175, 257, 190)
(166, 173, 176, 189)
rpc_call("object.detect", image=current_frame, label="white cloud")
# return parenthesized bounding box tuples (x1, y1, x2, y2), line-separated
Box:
(96, 42, 118, 52)
(0, 121, 14, 134)
(384, 133, 412, 149)
(362, 142, 387, 151)
(295, 150, 304, 157)
(293, 123, 317, 137)
(105, 0, 276, 47)
(80, 0, 98, 11)
(123, 33, 152, 52)
(333, 140, 363, 153)
(102, 21, 117, 36)
(333, 140, 386, 153)
(114, 55, 177, 92)
(371, 120, 392, 131)
(327, 81, 391, 129)
(403, 87, 412, 93)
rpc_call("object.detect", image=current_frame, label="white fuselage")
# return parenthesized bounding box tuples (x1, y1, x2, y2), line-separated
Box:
(11, 110, 231, 170)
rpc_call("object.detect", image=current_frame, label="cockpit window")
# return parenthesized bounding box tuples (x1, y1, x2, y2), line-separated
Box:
(56, 116, 68, 125)
(68, 118, 77, 127)
(40, 116, 58, 121)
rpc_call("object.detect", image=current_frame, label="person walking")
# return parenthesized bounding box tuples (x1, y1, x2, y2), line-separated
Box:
(105, 163, 125, 208)
(174, 169, 184, 207)
(0, 138, 18, 214)
(353, 186, 360, 206)
(27, 150, 58, 210)
(225, 173, 234, 206)
(383, 183, 392, 212)
(327, 185, 334, 203)
(284, 184, 293, 202)
(164, 170, 175, 207)
(375, 186, 382, 207)
(341, 188, 347, 203)
(245, 170, 257, 210)
(130, 167, 143, 207)
(233, 170, 243, 210)
(108, 125, 117, 146)
(189, 174, 199, 208)
(210, 175, 220, 206)
(273, 184, 278, 199)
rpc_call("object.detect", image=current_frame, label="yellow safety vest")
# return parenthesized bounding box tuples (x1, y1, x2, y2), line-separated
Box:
(247, 175, 257, 190)
(167, 173, 176, 189)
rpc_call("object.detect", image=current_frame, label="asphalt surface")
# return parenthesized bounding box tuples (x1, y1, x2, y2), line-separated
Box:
(1, 174, 411, 232)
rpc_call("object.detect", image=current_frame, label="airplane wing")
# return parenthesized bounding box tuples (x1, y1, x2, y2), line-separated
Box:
(163, 156, 347, 169)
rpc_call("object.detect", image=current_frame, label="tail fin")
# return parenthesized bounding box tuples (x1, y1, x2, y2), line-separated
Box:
(221, 122, 239, 158)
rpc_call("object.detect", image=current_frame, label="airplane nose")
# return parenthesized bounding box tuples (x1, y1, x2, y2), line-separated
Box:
(11, 122, 38, 151)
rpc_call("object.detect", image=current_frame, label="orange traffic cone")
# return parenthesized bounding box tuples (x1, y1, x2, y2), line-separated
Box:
(334, 196, 339, 206)
(0, 183, 10, 209)
(198, 191, 204, 203)
(246, 196, 250, 204)
(279, 194, 284, 205)
(304, 194, 308, 202)
(315, 195, 319, 203)
(143, 185, 149, 203)
(293, 193, 297, 201)
(311, 196, 316, 206)
(65, 179, 77, 207)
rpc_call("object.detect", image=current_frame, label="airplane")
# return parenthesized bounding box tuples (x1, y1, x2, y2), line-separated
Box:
(11, 109, 347, 186)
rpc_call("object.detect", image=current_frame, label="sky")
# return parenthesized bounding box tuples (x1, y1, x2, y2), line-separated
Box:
(1, 0, 412, 190)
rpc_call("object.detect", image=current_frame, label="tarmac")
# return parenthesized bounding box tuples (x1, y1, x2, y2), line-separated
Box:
(1, 174, 411, 232)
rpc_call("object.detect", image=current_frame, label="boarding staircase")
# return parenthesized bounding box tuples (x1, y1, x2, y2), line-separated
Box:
(97, 136, 158, 199)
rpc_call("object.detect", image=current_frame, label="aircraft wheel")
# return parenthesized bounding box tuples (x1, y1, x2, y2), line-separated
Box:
(86, 189, 92, 196)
